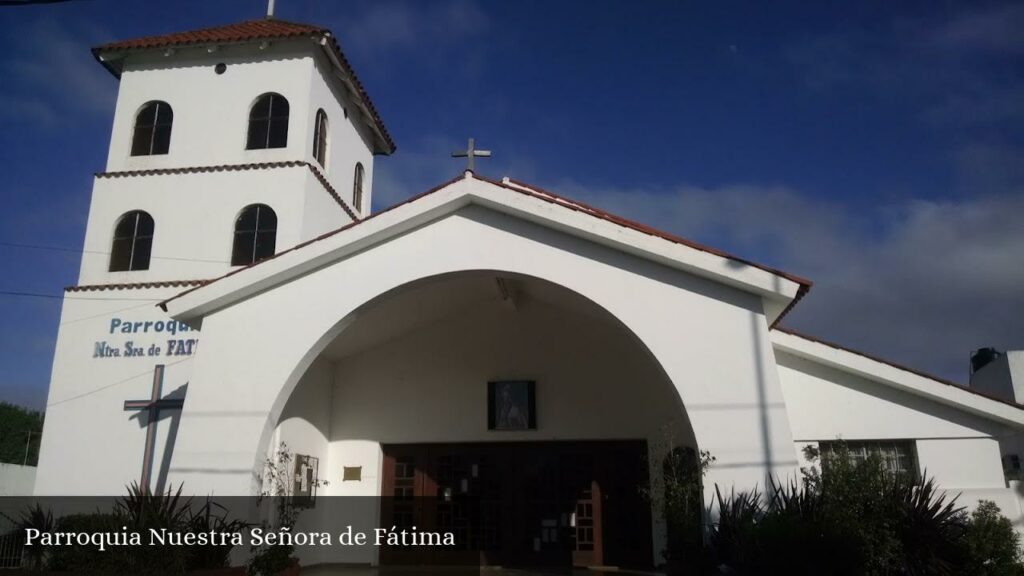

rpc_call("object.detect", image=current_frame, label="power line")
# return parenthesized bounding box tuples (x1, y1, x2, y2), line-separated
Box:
(46, 356, 193, 407)
(0, 0, 83, 6)
(0, 290, 163, 302)
(60, 300, 163, 326)
(0, 240, 229, 264)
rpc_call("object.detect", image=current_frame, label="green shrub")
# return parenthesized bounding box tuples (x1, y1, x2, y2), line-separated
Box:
(43, 513, 125, 575)
(686, 442, 1024, 575)
(10, 503, 53, 570)
(962, 500, 1024, 576)
(17, 483, 248, 574)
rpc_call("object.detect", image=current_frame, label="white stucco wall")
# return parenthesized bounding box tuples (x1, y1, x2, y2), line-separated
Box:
(77, 168, 351, 285)
(106, 45, 314, 172)
(777, 351, 1007, 443)
(168, 196, 799, 504)
(307, 53, 374, 215)
(274, 284, 692, 564)
(34, 287, 197, 495)
(777, 348, 1024, 529)
(104, 41, 377, 193)
(777, 350, 1009, 488)
(0, 463, 37, 496)
(277, 289, 692, 493)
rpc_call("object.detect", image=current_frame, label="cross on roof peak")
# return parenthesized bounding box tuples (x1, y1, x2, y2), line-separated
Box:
(452, 138, 492, 172)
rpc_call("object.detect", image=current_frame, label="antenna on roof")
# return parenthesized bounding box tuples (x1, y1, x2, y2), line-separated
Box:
(266, 0, 276, 18)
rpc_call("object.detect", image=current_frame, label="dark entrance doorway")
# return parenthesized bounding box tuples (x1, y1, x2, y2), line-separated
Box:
(380, 440, 652, 567)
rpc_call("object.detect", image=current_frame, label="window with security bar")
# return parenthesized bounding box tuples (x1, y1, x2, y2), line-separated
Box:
(819, 440, 919, 480)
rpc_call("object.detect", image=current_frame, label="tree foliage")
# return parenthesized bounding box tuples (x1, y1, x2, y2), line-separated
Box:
(962, 500, 1024, 576)
(0, 401, 44, 466)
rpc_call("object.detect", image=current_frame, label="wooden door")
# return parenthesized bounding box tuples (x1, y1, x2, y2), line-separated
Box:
(379, 445, 432, 564)
(571, 479, 603, 566)
(380, 441, 650, 568)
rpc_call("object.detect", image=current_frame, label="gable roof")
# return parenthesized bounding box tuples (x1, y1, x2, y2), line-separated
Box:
(92, 18, 395, 155)
(771, 326, 1024, 426)
(161, 172, 811, 323)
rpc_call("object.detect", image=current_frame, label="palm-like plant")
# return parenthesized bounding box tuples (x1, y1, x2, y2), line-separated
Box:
(11, 503, 53, 571)
(115, 481, 192, 530)
(710, 485, 764, 570)
(185, 498, 250, 570)
(891, 473, 967, 576)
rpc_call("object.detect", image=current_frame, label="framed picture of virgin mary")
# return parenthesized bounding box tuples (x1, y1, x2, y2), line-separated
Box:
(488, 380, 536, 430)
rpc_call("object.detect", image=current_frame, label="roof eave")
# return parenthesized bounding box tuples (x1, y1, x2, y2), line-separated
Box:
(771, 328, 1024, 427)
(311, 34, 395, 155)
(91, 48, 124, 78)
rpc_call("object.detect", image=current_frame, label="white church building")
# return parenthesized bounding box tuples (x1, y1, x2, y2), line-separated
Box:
(34, 17, 1024, 567)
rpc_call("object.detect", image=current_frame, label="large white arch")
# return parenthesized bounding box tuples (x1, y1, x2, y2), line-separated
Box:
(167, 197, 799, 502)
(263, 268, 698, 473)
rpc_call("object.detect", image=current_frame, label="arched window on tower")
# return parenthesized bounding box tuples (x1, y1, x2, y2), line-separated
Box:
(231, 204, 277, 266)
(353, 162, 365, 213)
(131, 101, 173, 156)
(313, 109, 328, 168)
(246, 93, 289, 150)
(109, 210, 154, 271)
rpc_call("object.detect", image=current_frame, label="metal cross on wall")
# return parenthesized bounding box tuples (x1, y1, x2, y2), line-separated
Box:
(451, 138, 492, 172)
(123, 364, 185, 493)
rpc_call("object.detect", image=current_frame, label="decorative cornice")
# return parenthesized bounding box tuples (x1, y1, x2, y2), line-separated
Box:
(66, 279, 210, 292)
(304, 162, 359, 221)
(95, 160, 360, 221)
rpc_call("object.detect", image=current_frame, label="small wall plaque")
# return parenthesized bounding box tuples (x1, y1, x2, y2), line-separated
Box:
(343, 466, 362, 481)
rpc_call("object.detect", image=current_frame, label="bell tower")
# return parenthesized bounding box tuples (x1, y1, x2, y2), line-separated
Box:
(38, 16, 400, 496)
(79, 18, 395, 286)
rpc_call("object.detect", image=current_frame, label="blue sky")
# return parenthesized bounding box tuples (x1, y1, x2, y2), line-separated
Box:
(1, 0, 1022, 409)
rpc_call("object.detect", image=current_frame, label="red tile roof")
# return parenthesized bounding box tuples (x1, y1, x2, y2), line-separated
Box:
(92, 18, 395, 154)
(93, 18, 324, 52)
(66, 280, 210, 292)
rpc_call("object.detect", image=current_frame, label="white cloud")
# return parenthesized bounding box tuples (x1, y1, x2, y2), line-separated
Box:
(2, 17, 115, 124)
(927, 3, 1024, 54)
(332, 0, 488, 59)
(370, 148, 1024, 382)
(786, 3, 1023, 132)
(0, 96, 58, 128)
(543, 178, 1024, 383)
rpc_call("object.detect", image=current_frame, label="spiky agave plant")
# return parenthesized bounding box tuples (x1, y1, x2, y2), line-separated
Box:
(762, 477, 863, 576)
(116, 481, 192, 531)
(113, 482, 194, 575)
(710, 485, 764, 570)
(891, 472, 967, 576)
(11, 503, 54, 571)
(185, 497, 250, 570)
